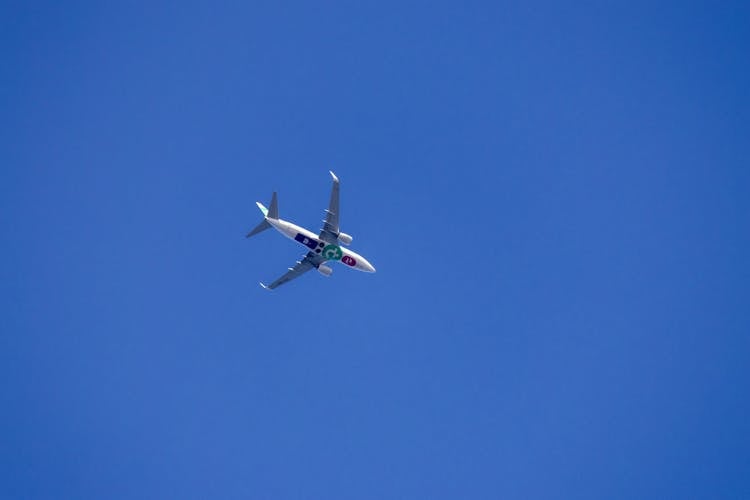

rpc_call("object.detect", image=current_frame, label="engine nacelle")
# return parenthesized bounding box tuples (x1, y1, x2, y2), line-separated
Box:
(338, 232, 353, 245)
(318, 264, 333, 277)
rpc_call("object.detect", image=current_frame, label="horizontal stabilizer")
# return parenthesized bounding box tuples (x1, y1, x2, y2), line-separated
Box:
(246, 219, 271, 238)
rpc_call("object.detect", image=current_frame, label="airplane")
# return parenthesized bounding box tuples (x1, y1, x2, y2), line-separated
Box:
(246, 171, 376, 290)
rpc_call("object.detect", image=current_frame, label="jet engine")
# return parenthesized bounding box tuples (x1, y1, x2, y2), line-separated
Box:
(318, 264, 333, 276)
(338, 232, 353, 245)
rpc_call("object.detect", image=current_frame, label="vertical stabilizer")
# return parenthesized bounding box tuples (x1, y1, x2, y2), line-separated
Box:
(267, 192, 279, 219)
(247, 192, 277, 238)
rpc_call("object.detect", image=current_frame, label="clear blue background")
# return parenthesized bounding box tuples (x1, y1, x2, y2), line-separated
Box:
(2, 2, 749, 498)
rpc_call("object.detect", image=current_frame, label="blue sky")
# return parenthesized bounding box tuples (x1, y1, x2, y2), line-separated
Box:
(2, 2, 749, 498)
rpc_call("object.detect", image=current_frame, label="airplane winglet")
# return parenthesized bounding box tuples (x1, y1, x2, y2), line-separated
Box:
(259, 282, 270, 290)
(329, 170, 339, 183)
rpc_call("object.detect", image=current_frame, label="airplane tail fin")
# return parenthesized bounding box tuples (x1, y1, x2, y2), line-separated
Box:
(246, 192, 278, 238)
(267, 192, 279, 219)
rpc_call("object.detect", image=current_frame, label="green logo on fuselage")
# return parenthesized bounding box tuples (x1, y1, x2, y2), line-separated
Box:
(322, 244, 343, 260)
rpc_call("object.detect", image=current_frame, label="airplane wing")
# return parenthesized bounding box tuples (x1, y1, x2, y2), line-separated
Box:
(318, 171, 340, 244)
(260, 252, 324, 290)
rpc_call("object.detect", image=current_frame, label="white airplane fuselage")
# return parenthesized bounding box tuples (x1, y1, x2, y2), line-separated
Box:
(267, 217, 376, 273)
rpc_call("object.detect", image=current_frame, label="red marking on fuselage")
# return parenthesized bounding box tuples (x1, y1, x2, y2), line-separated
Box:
(342, 255, 356, 266)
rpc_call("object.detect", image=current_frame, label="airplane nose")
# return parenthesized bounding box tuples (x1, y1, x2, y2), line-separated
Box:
(362, 259, 376, 273)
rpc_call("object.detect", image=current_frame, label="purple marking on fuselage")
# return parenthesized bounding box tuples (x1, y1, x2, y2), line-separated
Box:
(294, 233, 319, 250)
